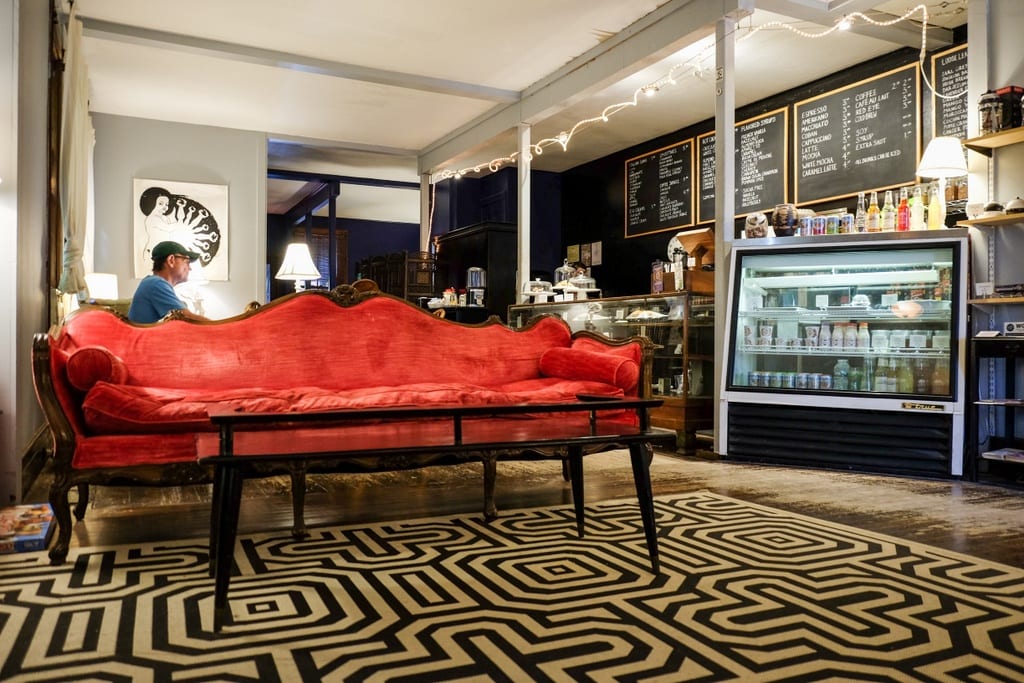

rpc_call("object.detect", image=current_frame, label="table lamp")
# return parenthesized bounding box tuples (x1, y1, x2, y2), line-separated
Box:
(275, 243, 321, 292)
(916, 136, 968, 226)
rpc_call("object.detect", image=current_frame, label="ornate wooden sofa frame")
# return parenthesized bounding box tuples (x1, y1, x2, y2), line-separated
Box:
(32, 281, 655, 565)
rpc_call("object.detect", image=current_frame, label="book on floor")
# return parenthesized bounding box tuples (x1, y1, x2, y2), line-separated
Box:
(0, 503, 55, 553)
(980, 447, 1024, 463)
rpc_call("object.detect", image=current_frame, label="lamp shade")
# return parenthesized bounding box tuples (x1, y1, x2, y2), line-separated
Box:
(916, 136, 967, 179)
(275, 243, 321, 281)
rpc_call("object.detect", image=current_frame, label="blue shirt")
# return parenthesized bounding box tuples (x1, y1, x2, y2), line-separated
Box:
(128, 275, 186, 323)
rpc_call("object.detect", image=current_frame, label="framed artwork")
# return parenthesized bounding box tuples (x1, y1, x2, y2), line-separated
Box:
(133, 178, 229, 280)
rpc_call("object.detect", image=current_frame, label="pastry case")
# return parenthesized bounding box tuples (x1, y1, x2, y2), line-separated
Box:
(721, 231, 969, 477)
(508, 291, 714, 450)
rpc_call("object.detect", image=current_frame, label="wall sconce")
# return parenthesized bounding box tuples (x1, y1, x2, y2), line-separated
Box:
(275, 243, 321, 293)
(916, 136, 968, 225)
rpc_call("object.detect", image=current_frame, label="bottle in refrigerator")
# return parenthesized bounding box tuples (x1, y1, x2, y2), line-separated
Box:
(862, 356, 875, 392)
(819, 322, 831, 349)
(833, 359, 850, 390)
(881, 190, 897, 231)
(874, 357, 890, 392)
(844, 322, 858, 350)
(857, 321, 870, 348)
(849, 363, 863, 391)
(931, 358, 950, 394)
(895, 359, 914, 393)
(914, 359, 931, 394)
(831, 322, 845, 350)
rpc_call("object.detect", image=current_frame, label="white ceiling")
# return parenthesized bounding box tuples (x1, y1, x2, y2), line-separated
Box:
(68, 0, 967, 221)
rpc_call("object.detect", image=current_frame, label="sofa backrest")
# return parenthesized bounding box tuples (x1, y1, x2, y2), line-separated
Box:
(52, 292, 575, 392)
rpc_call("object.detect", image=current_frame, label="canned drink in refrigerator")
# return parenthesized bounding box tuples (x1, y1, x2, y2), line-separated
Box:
(839, 213, 855, 233)
(819, 374, 833, 390)
(808, 373, 820, 390)
(783, 372, 796, 389)
(812, 216, 826, 235)
(747, 371, 760, 387)
(825, 215, 840, 234)
(769, 372, 783, 388)
(799, 216, 814, 237)
(796, 372, 809, 389)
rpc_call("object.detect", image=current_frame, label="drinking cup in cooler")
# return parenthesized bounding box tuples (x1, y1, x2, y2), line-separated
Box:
(908, 332, 927, 349)
(890, 330, 908, 348)
(871, 329, 889, 349)
(932, 333, 950, 349)
(759, 325, 774, 338)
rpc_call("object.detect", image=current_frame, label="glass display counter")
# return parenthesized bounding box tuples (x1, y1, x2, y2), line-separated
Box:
(509, 292, 713, 451)
(721, 231, 969, 477)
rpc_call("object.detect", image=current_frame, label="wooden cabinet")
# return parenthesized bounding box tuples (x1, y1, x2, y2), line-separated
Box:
(508, 291, 714, 452)
(436, 222, 517, 320)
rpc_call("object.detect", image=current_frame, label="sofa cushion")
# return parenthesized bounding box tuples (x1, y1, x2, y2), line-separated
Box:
(539, 347, 639, 391)
(66, 346, 128, 392)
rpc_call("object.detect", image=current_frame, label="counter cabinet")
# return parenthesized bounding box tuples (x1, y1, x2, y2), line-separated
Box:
(508, 291, 714, 451)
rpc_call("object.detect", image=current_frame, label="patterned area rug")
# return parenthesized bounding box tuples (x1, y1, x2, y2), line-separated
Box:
(2, 491, 1022, 682)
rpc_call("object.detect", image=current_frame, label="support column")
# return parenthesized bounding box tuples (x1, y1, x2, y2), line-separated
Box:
(517, 124, 531, 301)
(419, 173, 431, 252)
(713, 11, 740, 457)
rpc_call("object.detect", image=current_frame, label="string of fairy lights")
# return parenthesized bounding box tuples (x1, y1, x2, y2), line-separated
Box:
(431, 2, 966, 184)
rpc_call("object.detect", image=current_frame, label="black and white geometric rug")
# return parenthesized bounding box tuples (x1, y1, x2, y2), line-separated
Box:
(2, 491, 1022, 682)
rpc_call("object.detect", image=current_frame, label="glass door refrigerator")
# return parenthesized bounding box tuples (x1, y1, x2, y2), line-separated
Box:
(720, 230, 969, 477)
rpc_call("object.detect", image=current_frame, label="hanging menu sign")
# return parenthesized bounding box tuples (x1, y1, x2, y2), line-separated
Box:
(794, 63, 920, 204)
(932, 44, 968, 139)
(696, 108, 788, 223)
(624, 138, 694, 238)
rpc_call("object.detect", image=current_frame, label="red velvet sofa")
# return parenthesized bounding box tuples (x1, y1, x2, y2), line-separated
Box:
(32, 281, 653, 565)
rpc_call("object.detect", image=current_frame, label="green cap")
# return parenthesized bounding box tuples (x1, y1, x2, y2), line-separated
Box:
(151, 241, 200, 262)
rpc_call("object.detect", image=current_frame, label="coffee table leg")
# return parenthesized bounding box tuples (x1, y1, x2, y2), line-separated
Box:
(567, 446, 584, 537)
(213, 465, 243, 632)
(629, 442, 660, 574)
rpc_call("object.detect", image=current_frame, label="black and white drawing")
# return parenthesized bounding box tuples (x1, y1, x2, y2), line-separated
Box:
(133, 178, 229, 280)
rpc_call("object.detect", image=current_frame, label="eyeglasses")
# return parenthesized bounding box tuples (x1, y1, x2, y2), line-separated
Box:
(173, 254, 192, 263)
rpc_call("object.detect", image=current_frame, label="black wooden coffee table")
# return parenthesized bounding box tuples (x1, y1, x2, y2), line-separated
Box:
(198, 397, 674, 631)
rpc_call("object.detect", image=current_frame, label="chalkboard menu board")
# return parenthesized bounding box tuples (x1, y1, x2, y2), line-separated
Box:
(794, 63, 920, 204)
(932, 44, 968, 139)
(697, 108, 788, 223)
(624, 139, 694, 238)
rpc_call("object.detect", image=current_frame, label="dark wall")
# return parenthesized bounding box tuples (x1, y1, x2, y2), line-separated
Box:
(561, 44, 963, 297)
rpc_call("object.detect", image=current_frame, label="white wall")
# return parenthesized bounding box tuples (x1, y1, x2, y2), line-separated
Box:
(92, 114, 268, 318)
(2, 0, 49, 505)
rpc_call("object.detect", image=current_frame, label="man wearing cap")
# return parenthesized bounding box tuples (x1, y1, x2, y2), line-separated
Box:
(128, 241, 208, 323)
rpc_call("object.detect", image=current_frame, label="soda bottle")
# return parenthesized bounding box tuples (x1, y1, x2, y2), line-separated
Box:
(865, 191, 881, 231)
(896, 187, 909, 231)
(896, 359, 914, 393)
(874, 356, 890, 392)
(881, 190, 897, 231)
(931, 358, 950, 394)
(909, 185, 925, 230)
(849, 363, 864, 392)
(914, 359, 931, 394)
(854, 191, 867, 232)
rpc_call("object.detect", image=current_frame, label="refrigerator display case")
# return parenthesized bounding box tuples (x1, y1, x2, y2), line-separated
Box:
(509, 292, 714, 451)
(721, 231, 969, 477)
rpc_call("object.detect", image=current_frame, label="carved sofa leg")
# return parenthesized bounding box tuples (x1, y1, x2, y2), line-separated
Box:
(48, 482, 73, 566)
(480, 454, 498, 521)
(74, 483, 89, 520)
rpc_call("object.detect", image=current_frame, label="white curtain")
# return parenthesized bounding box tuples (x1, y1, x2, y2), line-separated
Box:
(57, 5, 94, 299)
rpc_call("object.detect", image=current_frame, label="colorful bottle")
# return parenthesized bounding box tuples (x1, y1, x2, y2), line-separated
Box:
(927, 183, 943, 229)
(896, 359, 914, 393)
(880, 190, 896, 231)
(865, 191, 881, 232)
(896, 187, 910, 231)
(854, 191, 867, 232)
(849, 363, 864, 392)
(874, 356, 889, 392)
(844, 321, 858, 350)
(931, 358, 950, 394)
(833, 359, 850, 390)
(909, 185, 925, 230)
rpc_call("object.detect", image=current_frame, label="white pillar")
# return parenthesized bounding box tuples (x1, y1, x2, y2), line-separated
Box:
(419, 173, 431, 252)
(517, 124, 531, 300)
(713, 13, 738, 457)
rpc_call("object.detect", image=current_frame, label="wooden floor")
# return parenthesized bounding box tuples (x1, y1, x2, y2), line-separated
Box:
(25, 451, 1024, 568)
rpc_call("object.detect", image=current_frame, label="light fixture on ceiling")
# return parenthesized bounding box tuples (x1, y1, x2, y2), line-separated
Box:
(275, 243, 321, 293)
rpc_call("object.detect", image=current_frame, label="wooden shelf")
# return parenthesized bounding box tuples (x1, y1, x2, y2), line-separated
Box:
(968, 296, 1024, 305)
(957, 213, 1024, 228)
(964, 127, 1024, 156)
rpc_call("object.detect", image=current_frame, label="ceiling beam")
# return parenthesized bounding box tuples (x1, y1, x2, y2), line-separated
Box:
(754, 0, 952, 51)
(77, 16, 520, 104)
(418, 0, 755, 175)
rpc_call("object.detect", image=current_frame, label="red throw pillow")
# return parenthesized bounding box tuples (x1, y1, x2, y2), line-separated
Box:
(539, 347, 639, 391)
(66, 346, 128, 392)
